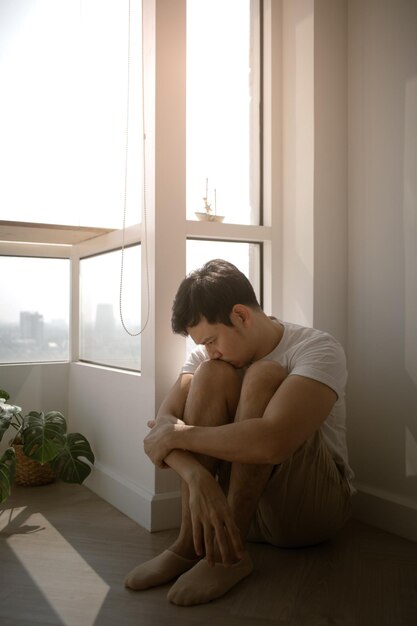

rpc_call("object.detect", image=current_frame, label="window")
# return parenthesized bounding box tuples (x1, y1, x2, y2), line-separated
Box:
(186, 0, 261, 225)
(183, 0, 268, 358)
(186, 239, 262, 302)
(0, 256, 70, 364)
(0, 0, 143, 372)
(0, 0, 273, 381)
(79, 246, 141, 371)
(185, 239, 262, 355)
(0, 0, 142, 229)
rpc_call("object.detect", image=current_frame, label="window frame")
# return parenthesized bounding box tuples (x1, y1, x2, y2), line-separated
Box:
(78, 241, 142, 373)
(186, 236, 264, 309)
(0, 0, 282, 381)
(185, 0, 263, 227)
(70, 224, 142, 369)
(0, 247, 72, 365)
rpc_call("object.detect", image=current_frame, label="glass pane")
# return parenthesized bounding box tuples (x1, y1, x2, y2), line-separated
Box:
(186, 0, 261, 225)
(80, 246, 141, 371)
(0, 257, 70, 364)
(0, 0, 142, 229)
(185, 239, 261, 355)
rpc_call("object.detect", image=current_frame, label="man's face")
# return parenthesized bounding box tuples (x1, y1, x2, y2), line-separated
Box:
(187, 315, 253, 369)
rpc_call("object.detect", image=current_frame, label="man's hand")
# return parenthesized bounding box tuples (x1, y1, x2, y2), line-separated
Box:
(187, 469, 244, 566)
(144, 420, 243, 565)
(144, 420, 187, 468)
(144, 422, 175, 467)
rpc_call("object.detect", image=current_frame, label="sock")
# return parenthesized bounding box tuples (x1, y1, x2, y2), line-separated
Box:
(124, 550, 199, 591)
(167, 551, 253, 606)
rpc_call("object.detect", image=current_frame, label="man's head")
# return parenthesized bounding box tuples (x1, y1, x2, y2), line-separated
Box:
(171, 259, 261, 336)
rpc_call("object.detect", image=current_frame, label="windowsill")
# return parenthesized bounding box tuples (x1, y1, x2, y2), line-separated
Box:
(0, 361, 141, 377)
(0, 361, 69, 368)
(0, 221, 115, 246)
(185, 220, 272, 241)
(72, 361, 141, 377)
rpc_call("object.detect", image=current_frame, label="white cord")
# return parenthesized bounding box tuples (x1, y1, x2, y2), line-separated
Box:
(119, 0, 150, 337)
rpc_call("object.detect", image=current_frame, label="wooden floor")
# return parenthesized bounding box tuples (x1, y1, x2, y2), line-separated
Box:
(1, 483, 416, 626)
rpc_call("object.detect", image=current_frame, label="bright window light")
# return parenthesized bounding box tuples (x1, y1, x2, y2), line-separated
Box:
(0, 256, 70, 364)
(186, 0, 261, 225)
(0, 0, 142, 229)
(80, 246, 141, 371)
(185, 239, 261, 355)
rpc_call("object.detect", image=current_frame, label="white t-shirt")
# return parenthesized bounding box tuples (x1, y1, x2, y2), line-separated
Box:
(181, 319, 355, 491)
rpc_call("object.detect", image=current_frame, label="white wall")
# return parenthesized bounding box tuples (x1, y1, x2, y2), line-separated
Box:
(313, 0, 348, 346)
(68, 363, 160, 530)
(281, 0, 348, 346)
(0, 363, 68, 454)
(282, 0, 315, 328)
(281, 0, 417, 542)
(347, 0, 417, 541)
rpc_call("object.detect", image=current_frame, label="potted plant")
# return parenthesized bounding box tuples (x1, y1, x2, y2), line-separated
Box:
(0, 387, 95, 505)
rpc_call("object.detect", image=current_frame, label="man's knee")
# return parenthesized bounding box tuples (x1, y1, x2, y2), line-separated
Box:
(193, 359, 242, 388)
(242, 360, 288, 396)
(189, 360, 242, 420)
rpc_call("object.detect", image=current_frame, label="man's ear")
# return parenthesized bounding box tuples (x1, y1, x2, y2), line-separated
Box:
(231, 304, 251, 325)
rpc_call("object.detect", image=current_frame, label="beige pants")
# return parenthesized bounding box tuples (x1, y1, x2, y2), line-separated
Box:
(248, 431, 352, 548)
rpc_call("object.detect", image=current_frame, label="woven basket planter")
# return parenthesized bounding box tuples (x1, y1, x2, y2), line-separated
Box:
(13, 444, 56, 487)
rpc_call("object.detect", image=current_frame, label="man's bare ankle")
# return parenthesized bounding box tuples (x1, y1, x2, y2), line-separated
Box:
(169, 541, 199, 561)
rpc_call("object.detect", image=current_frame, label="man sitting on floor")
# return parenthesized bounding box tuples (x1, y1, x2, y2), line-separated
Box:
(125, 259, 354, 606)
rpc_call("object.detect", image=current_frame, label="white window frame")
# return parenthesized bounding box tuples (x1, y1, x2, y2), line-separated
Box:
(71, 224, 142, 368)
(0, 242, 73, 365)
(0, 0, 282, 386)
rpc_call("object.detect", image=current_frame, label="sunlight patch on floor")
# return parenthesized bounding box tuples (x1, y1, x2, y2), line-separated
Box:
(3, 506, 109, 626)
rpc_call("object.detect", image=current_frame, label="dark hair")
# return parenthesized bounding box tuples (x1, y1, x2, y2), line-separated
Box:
(171, 259, 260, 335)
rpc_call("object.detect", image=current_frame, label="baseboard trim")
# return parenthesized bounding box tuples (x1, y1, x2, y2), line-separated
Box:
(85, 463, 181, 532)
(352, 483, 417, 543)
(85, 468, 417, 542)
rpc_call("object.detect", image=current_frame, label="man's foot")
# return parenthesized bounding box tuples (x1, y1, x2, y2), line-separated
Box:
(167, 552, 253, 606)
(124, 550, 200, 590)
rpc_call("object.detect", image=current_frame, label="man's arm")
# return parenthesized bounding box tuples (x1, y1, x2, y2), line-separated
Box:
(145, 374, 337, 467)
(155, 373, 193, 425)
(148, 373, 244, 565)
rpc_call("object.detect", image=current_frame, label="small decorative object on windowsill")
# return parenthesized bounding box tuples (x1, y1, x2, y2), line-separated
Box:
(195, 178, 225, 223)
(0, 388, 95, 504)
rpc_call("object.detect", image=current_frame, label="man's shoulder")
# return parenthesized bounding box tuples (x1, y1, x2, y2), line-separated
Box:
(278, 321, 347, 394)
(279, 321, 345, 363)
(281, 320, 338, 345)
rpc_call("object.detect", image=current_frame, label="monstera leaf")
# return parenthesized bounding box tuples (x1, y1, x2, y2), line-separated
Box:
(0, 448, 16, 503)
(50, 433, 95, 484)
(22, 411, 67, 464)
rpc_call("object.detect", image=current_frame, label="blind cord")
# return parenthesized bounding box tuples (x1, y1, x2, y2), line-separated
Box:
(119, 0, 150, 337)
